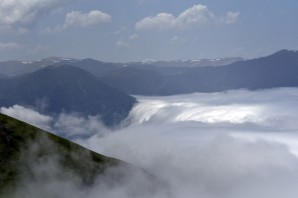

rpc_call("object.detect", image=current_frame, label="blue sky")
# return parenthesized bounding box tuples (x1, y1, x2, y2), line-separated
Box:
(0, 0, 297, 62)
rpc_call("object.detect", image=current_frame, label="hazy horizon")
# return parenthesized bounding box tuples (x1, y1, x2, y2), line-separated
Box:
(0, 48, 294, 63)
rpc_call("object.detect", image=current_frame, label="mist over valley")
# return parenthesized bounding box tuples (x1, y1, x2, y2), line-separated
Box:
(1, 0, 298, 196)
(2, 86, 298, 198)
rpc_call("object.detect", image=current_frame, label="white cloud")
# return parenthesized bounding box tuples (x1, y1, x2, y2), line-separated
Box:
(128, 88, 298, 130)
(0, 42, 23, 52)
(53, 113, 108, 137)
(178, 4, 215, 25)
(3, 88, 298, 197)
(0, 0, 76, 30)
(42, 10, 112, 34)
(135, 4, 239, 30)
(116, 38, 130, 48)
(0, 105, 107, 138)
(136, 12, 177, 30)
(129, 33, 140, 40)
(0, 105, 52, 131)
(63, 10, 111, 28)
(77, 88, 298, 198)
(224, 11, 240, 24)
(86, 130, 298, 198)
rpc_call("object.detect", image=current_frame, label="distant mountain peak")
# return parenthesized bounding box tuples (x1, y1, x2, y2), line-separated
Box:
(81, 58, 105, 64)
(0, 65, 137, 126)
(43, 56, 76, 61)
(22, 57, 76, 65)
(273, 49, 298, 55)
(141, 58, 156, 64)
(134, 57, 244, 67)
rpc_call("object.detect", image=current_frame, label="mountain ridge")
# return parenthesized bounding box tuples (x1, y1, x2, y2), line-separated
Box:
(1, 49, 298, 96)
(0, 65, 137, 126)
(0, 113, 161, 198)
(99, 49, 298, 95)
(0, 56, 244, 77)
(0, 113, 120, 195)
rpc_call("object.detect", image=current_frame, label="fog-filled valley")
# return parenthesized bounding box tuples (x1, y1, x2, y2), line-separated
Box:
(2, 87, 298, 198)
(1, 0, 298, 197)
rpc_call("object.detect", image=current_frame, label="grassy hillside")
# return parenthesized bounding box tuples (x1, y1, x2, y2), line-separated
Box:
(0, 113, 120, 195)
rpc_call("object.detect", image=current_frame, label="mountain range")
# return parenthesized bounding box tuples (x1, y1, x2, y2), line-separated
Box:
(101, 49, 298, 95)
(1, 50, 298, 96)
(1, 49, 298, 197)
(0, 49, 298, 127)
(0, 65, 136, 126)
(131, 57, 244, 67)
(0, 56, 243, 77)
(0, 57, 77, 76)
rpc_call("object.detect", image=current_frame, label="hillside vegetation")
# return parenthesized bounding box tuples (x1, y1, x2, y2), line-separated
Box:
(0, 113, 120, 196)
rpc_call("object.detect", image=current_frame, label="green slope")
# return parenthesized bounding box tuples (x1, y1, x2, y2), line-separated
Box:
(0, 113, 121, 195)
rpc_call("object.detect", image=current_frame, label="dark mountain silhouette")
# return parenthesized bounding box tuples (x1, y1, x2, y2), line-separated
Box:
(0, 114, 157, 197)
(0, 57, 77, 76)
(0, 58, 124, 78)
(0, 113, 119, 194)
(66, 58, 123, 77)
(0, 65, 136, 126)
(0, 57, 242, 77)
(101, 67, 165, 95)
(163, 49, 298, 93)
(1, 49, 298, 95)
(100, 50, 298, 95)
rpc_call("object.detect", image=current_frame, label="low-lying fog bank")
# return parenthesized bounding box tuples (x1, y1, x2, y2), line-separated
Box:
(2, 88, 298, 198)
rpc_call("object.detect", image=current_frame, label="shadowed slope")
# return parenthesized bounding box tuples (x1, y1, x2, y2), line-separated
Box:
(100, 50, 298, 95)
(0, 113, 121, 195)
(0, 65, 137, 126)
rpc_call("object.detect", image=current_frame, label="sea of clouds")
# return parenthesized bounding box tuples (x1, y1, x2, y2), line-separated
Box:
(2, 88, 298, 198)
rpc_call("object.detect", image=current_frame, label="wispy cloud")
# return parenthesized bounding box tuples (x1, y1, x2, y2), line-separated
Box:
(26, 44, 49, 55)
(0, 105, 52, 130)
(0, 42, 24, 52)
(116, 38, 130, 48)
(129, 33, 140, 40)
(171, 35, 187, 44)
(0, 105, 107, 138)
(0, 0, 76, 31)
(224, 11, 240, 24)
(42, 10, 112, 34)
